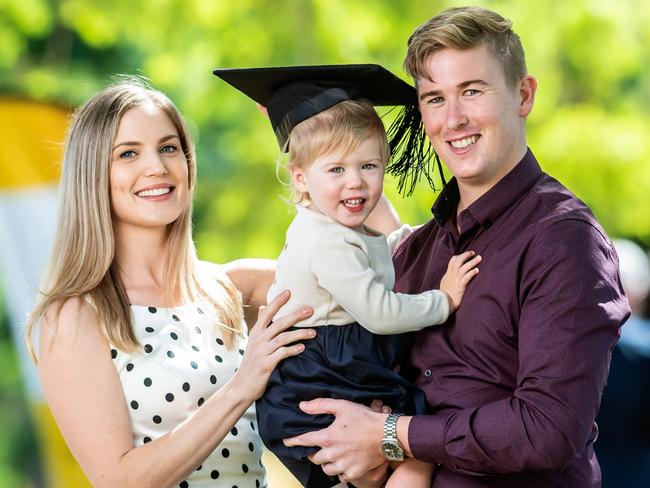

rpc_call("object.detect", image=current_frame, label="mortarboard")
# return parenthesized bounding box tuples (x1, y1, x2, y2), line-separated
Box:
(213, 64, 445, 195)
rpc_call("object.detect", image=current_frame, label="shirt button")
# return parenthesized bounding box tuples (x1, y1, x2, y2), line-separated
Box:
(424, 369, 432, 377)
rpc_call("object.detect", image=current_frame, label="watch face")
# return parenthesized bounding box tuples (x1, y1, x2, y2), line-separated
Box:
(382, 440, 404, 461)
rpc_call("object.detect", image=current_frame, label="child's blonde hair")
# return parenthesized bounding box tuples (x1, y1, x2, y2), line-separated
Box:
(286, 99, 389, 203)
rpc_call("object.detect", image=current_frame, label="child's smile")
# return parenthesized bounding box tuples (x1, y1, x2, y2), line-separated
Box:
(291, 136, 385, 232)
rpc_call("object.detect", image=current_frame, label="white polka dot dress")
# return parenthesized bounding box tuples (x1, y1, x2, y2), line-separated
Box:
(111, 303, 267, 488)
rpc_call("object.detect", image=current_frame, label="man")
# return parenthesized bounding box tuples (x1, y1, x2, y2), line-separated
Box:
(284, 6, 630, 487)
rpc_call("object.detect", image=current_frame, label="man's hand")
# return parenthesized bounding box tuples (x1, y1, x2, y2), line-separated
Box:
(283, 398, 387, 481)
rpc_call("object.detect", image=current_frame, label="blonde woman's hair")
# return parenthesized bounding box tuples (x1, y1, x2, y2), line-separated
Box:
(26, 76, 243, 361)
(285, 99, 389, 204)
(404, 6, 527, 88)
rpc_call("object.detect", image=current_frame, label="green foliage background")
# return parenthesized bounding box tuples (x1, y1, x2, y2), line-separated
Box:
(1, 0, 648, 485)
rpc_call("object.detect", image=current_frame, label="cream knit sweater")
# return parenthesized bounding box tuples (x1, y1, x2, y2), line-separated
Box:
(267, 205, 449, 334)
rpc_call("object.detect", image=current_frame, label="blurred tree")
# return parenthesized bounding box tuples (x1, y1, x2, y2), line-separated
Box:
(1, 0, 646, 260)
(0, 293, 43, 488)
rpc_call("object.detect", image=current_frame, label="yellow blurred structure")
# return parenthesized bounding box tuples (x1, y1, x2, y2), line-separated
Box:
(0, 98, 90, 488)
(263, 451, 302, 488)
(0, 99, 65, 189)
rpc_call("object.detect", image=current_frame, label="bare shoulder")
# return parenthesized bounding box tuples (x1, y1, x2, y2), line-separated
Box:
(39, 296, 106, 361)
(37, 297, 136, 486)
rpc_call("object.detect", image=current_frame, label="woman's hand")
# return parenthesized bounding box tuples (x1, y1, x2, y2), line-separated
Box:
(234, 290, 315, 401)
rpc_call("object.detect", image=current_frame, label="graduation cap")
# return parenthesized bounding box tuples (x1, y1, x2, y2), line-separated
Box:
(213, 64, 445, 195)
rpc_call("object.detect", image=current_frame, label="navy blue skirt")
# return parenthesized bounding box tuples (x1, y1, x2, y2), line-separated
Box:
(255, 322, 427, 487)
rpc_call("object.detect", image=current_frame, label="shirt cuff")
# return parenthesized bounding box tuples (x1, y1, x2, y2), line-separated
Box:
(408, 414, 447, 464)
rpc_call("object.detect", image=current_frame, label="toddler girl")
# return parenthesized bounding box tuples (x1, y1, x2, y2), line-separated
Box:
(214, 64, 481, 488)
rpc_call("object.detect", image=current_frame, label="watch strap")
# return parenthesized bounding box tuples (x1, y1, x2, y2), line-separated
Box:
(384, 412, 403, 441)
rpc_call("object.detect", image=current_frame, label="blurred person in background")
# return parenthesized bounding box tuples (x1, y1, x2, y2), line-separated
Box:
(596, 238, 650, 487)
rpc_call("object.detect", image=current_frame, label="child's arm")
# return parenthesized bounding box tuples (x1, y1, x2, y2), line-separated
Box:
(365, 194, 401, 236)
(311, 233, 481, 334)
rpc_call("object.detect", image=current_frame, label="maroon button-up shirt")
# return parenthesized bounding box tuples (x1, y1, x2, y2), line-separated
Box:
(394, 150, 630, 487)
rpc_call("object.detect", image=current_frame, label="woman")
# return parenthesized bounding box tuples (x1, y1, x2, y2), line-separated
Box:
(26, 77, 315, 488)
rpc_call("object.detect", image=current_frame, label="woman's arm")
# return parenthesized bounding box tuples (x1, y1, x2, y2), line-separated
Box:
(38, 293, 312, 488)
(223, 258, 276, 328)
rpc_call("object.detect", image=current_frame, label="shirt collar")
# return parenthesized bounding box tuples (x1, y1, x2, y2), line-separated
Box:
(431, 148, 542, 228)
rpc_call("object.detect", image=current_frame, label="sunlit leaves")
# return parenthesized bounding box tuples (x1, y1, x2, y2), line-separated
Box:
(0, 0, 648, 253)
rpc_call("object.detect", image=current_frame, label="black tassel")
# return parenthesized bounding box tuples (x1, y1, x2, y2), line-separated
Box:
(385, 105, 446, 196)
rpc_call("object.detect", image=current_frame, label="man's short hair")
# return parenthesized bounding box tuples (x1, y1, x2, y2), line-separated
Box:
(404, 6, 527, 88)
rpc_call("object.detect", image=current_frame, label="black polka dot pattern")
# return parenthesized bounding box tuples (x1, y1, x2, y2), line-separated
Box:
(114, 303, 264, 485)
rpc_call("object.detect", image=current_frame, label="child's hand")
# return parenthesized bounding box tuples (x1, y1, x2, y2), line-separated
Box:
(439, 251, 481, 312)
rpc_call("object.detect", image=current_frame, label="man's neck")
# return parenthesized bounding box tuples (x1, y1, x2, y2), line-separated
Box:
(456, 146, 528, 215)
(457, 185, 488, 215)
